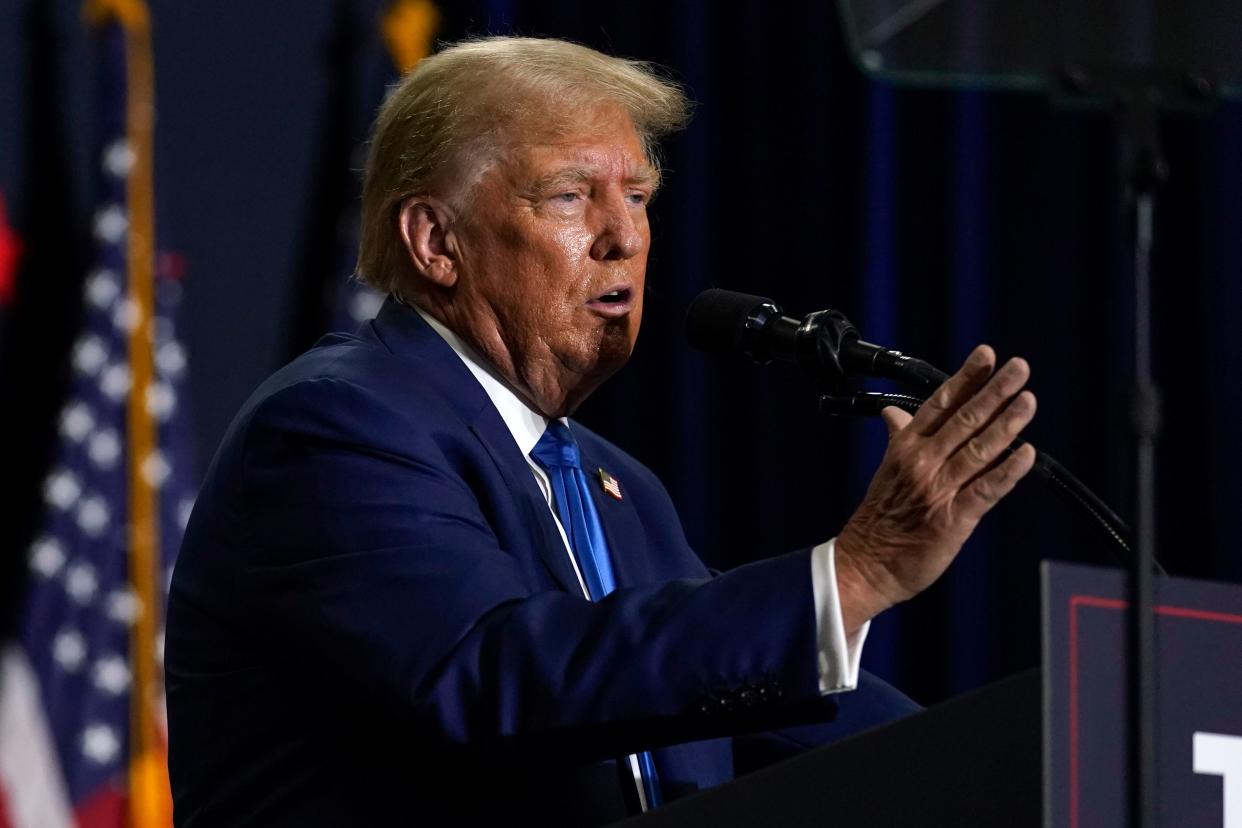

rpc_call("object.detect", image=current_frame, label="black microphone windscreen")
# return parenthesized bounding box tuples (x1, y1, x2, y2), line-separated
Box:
(685, 289, 776, 355)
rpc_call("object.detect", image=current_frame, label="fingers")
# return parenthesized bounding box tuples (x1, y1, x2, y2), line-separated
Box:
(930, 356, 1031, 457)
(940, 389, 1037, 487)
(956, 442, 1037, 522)
(909, 345, 996, 437)
(880, 406, 913, 435)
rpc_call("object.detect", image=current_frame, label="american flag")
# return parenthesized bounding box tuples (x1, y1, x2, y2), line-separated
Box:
(335, 0, 440, 332)
(329, 155, 385, 335)
(0, 4, 188, 827)
(317, 0, 439, 339)
(598, 468, 623, 501)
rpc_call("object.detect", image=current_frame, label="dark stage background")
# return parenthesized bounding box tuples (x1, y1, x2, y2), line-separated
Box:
(2, 0, 1240, 706)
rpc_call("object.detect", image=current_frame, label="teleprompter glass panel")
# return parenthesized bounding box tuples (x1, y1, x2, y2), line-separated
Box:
(836, 0, 1241, 100)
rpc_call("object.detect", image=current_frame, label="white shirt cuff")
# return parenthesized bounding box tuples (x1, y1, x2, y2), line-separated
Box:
(810, 538, 869, 694)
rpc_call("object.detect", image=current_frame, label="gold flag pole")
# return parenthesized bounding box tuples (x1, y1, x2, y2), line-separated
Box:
(83, 1, 170, 825)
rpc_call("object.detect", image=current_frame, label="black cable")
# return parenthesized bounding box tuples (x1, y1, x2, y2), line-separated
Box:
(819, 390, 1164, 574)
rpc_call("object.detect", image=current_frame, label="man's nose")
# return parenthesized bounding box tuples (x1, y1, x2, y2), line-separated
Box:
(590, 192, 645, 261)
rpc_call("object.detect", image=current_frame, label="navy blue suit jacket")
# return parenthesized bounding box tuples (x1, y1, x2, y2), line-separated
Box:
(166, 299, 915, 826)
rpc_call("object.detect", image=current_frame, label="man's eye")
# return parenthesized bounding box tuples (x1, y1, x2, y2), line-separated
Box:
(553, 192, 581, 203)
(627, 192, 650, 206)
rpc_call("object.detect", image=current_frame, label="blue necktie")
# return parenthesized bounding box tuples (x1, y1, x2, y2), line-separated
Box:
(530, 420, 663, 810)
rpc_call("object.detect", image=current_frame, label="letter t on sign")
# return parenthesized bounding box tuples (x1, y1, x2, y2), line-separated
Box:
(1195, 732, 1242, 827)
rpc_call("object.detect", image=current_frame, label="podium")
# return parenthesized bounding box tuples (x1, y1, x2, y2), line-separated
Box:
(623, 563, 1242, 827)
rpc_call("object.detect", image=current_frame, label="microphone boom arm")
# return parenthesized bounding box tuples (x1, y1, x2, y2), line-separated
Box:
(684, 288, 1154, 571)
(819, 390, 1158, 572)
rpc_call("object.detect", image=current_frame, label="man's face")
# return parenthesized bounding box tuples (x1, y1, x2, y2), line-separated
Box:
(445, 107, 657, 416)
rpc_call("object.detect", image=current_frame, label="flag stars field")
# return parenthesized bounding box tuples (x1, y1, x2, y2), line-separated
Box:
(91, 656, 131, 696)
(156, 340, 186, 377)
(64, 562, 99, 605)
(106, 589, 141, 625)
(60, 403, 95, 443)
(92, 204, 127, 245)
(74, 495, 111, 537)
(111, 296, 142, 332)
(177, 496, 195, 531)
(86, 268, 121, 309)
(100, 362, 132, 402)
(349, 287, 385, 324)
(145, 382, 176, 420)
(88, 428, 122, 469)
(73, 335, 109, 376)
(102, 139, 135, 178)
(44, 470, 82, 511)
(80, 723, 120, 765)
(29, 538, 67, 579)
(52, 630, 87, 673)
(141, 451, 170, 488)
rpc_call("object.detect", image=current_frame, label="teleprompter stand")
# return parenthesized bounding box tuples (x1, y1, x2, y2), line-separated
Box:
(825, 5, 1242, 825)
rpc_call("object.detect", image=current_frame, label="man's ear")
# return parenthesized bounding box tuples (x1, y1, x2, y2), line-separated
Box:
(398, 196, 458, 288)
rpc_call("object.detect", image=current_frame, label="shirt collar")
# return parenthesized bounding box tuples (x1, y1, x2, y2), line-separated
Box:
(413, 305, 553, 456)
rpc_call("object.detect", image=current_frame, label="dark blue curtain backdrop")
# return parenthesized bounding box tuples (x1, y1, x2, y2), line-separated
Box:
(2, 0, 1240, 705)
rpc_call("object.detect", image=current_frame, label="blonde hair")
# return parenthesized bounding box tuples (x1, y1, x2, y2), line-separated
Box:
(356, 36, 691, 294)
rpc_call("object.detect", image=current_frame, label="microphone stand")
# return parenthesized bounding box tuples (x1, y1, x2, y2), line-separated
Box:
(1119, 82, 1165, 828)
(1059, 65, 1213, 828)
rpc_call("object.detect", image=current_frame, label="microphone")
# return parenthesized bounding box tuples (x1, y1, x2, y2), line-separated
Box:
(685, 289, 947, 392)
(685, 290, 1153, 569)
(685, 289, 1145, 563)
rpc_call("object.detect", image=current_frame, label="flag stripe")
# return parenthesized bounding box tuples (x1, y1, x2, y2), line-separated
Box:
(74, 785, 127, 828)
(0, 648, 75, 828)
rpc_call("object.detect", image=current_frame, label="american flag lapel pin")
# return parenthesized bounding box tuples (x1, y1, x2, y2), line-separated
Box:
(597, 468, 623, 500)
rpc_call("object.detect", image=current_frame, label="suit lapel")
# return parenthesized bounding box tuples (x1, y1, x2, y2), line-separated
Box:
(369, 298, 582, 594)
(468, 412, 583, 594)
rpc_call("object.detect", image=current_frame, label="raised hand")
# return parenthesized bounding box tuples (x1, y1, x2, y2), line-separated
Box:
(834, 344, 1037, 635)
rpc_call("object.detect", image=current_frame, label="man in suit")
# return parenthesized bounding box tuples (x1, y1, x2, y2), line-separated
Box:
(166, 37, 1037, 825)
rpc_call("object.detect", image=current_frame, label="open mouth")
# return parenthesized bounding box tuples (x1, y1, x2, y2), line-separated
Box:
(595, 288, 631, 304)
(586, 286, 635, 317)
